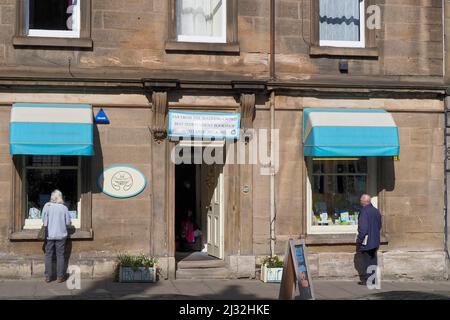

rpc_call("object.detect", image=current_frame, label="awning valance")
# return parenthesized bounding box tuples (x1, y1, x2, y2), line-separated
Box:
(10, 103, 94, 156)
(303, 108, 399, 157)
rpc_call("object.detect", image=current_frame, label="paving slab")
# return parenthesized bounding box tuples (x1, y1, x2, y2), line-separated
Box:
(172, 279, 215, 297)
(0, 280, 38, 298)
(0, 279, 449, 300)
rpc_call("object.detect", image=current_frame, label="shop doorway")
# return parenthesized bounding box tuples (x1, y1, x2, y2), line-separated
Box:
(175, 157, 225, 261)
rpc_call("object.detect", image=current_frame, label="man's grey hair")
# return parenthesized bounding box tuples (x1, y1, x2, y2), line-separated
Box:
(360, 194, 371, 201)
(50, 189, 64, 204)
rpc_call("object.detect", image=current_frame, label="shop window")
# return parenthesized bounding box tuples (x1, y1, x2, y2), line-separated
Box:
(319, 0, 365, 48)
(27, 0, 80, 38)
(13, 0, 92, 48)
(306, 157, 378, 234)
(10, 155, 92, 240)
(166, 0, 239, 53)
(23, 156, 81, 230)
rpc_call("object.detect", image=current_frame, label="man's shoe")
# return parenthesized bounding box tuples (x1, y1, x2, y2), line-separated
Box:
(45, 278, 51, 283)
(357, 281, 367, 286)
(56, 277, 65, 283)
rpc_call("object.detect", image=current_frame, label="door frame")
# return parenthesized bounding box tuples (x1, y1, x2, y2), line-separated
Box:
(170, 139, 226, 260)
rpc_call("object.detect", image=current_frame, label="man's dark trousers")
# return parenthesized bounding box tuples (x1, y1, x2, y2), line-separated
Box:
(361, 248, 378, 283)
(45, 239, 66, 279)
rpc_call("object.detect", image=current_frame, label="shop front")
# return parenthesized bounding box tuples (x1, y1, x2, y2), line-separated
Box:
(1, 93, 257, 280)
(2, 98, 155, 279)
(9, 103, 94, 239)
(0, 93, 448, 281)
(282, 101, 447, 281)
(303, 108, 399, 235)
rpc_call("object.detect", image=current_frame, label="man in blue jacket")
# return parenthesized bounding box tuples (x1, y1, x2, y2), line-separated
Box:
(357, 194, 382, 285)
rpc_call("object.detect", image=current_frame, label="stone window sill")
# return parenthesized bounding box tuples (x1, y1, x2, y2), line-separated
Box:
(9, 229, 93, 241)
(13, 36, 93, 48)
(165, 40, 240, 54)
(309, 45, 379, 58)
(303, 233, 388, 245)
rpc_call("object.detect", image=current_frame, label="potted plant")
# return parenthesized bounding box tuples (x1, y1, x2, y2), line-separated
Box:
(260, 255, 284, 283)
(116, 253, 158, 283)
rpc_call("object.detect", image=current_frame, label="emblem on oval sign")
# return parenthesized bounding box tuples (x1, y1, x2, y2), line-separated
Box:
(111, 171, 133, 191)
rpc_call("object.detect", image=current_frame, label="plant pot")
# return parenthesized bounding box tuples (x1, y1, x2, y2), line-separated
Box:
(261, 264, 283, 283)
(119, 266, 157, 283)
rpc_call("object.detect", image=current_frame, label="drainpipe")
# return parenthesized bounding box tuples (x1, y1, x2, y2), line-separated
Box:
(445, 96, 450, 262)
(270, 91, 276, 257)
(444, 0, 450, 265)
(270, 0, 275, 80)
(443, 0, 446, 78)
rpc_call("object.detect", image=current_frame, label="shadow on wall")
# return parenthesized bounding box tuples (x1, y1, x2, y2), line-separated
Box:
(58, 123, 104, 280)
(379, 156, 395, 193)
(351, 157, 395, 282)
(91, 121, 105, 196)
(352, 157, 395, 281)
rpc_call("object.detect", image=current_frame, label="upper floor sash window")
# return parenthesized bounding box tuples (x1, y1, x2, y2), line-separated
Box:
(319, 0, 365, 48)
(26, 0, 80, 38)
(176, 0, 227, 43)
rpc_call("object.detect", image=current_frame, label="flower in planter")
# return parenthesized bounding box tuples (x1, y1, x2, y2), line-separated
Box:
(261, 255, 283, 268)
(117, 252, 158, 271)
(261, 255, 284, 283)
(115, 253, 159, 282)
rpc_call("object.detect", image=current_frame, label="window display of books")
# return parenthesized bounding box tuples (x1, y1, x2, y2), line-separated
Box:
(313, 209, 359, 226)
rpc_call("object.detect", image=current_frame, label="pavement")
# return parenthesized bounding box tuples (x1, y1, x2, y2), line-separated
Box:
(0, 279, 449, 300)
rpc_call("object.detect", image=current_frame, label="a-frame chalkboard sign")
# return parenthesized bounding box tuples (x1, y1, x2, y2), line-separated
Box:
(278, 239, 315, 300)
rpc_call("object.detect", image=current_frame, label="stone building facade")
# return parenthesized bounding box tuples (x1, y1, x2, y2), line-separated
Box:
(0, 0, 449, 281)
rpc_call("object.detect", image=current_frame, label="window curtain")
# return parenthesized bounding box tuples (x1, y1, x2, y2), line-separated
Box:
(66, 0, 76, 30)
(319, 0, 361, 42)
(177, 0, 224, 38)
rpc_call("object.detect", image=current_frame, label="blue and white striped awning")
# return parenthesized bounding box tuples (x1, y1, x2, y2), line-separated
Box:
(10, 103, 94, 156)
(303, 108, 399, 157)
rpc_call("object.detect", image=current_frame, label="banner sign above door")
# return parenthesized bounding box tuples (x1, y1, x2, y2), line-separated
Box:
(168, 111, 241, 140)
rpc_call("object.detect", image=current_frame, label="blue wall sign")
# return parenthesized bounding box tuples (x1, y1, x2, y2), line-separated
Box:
(95, 108, 110, 124)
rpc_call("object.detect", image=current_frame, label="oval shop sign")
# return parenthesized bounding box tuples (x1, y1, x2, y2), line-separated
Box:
(98, 166, 147, 198)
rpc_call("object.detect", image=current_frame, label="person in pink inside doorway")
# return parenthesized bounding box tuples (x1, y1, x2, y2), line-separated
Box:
(180, 209, 203, 251)
(181, 209, 195, 244)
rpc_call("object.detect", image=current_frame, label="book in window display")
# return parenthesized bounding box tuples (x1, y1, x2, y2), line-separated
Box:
(339, 211, 350, 225)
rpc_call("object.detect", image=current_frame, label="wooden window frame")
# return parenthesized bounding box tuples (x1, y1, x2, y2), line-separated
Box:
(309, 0, 378, 58)
(165, 0, 239, 54)
(9, 155, 93, 240)
(12, 0, 93, 48)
